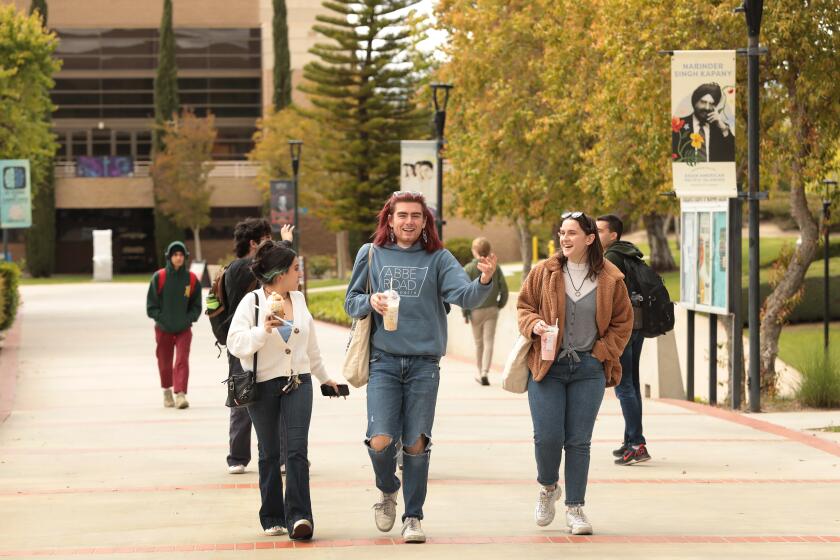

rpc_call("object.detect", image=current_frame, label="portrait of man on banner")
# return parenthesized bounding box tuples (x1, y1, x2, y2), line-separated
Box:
(671, 50, 738, 198)
(672, 82, 735, 163)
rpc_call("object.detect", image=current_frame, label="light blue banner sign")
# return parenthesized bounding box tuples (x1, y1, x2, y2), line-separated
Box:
(0, 159, 32, 229)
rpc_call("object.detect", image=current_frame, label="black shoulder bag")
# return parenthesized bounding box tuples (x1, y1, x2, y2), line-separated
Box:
(224, 292, 260, 407)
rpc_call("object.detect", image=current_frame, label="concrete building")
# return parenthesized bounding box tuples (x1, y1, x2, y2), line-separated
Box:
(5, 0, 332, 272)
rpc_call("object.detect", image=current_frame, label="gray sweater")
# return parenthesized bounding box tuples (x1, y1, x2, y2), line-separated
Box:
(344, 242, 493, 357)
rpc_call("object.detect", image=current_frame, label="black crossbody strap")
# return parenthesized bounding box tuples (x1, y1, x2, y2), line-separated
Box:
(253, 291, 259, 373)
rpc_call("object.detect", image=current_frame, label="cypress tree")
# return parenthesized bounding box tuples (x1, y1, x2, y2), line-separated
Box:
(300, 0, 430, 244)
(153, 0, 183, 265)
(25, 0, 55, 277)
(272, 0, 292, 109)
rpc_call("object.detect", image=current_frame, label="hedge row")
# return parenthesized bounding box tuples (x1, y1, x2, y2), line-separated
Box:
(0, 262, 21, 331)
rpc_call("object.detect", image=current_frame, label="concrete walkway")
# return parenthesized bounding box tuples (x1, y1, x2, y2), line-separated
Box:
(0, 283, 839, 559)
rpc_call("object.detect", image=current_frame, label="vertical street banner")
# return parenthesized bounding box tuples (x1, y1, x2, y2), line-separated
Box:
(0, 159, 32, 229)
(680, 200, 729, 314)
(400, 140, 438, 213)
(671, 51, 737, 198)
(269, 179, 295, 234)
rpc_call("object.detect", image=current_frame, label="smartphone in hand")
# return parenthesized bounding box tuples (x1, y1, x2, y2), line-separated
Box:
(320, 384, 350, 398)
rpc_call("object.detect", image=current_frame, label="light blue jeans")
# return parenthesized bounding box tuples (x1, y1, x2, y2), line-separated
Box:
(365, 349, 440, 521)
(527, 351, 606, 506)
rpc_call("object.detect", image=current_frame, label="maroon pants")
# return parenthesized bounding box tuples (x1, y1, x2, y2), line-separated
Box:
(155, 327, 192, 393)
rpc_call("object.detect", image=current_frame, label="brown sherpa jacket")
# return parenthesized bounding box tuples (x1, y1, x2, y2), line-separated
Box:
(517, 255, 633, 387)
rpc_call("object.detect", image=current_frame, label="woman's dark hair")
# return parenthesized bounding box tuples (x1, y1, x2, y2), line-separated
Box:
(559, 213, 605, 281)
(233, 218, 271, 258)
(249, 240, 296, 283)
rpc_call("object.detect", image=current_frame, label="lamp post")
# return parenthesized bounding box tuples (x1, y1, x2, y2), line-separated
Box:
(431, 83, 453, 241)
(822, 178, 838, 352)
(288, 140, 302, 253)
(742, 0, 764, 412)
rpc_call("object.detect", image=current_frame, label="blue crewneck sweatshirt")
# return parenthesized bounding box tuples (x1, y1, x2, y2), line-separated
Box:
(344, 242, 493, 357)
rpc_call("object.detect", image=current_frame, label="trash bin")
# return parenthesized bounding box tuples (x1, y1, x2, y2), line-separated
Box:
(92, 229, 113, 282)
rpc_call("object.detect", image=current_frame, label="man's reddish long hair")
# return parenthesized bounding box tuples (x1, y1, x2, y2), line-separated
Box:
(371, 192, 443, 253)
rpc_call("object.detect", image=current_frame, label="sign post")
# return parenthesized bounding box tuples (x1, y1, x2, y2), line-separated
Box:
(0, 159, 33, 261)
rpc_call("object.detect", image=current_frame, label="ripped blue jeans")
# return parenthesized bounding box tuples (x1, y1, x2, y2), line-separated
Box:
(365, 349, 440, 521)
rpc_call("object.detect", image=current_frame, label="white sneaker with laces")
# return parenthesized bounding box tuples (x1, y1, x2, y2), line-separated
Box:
(401, 517, 426, 543)
(373, 490, 398, 532)
(534, 484, 562, 526)
(565, 506, 593, 535)
(263, 525, 287, 536)
(228, 464, 246, 474)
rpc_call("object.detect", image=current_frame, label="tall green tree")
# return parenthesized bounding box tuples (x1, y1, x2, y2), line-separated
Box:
(272, 0, 292, 109)
(437, 0, 596, 274)
(24, 0, 56, 277)
(152, 110, 216, 262)
(0, 5, 59, 273)
(299, 0, 431, 248)
(153, 0, 183, 265)
(757, 0, 840, 393)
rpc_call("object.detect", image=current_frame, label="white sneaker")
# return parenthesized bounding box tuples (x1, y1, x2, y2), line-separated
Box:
(228, 465, 246, 475)
(174, 392, 189, 409)
(535, 484, 562, 526)
(264, 525, 287, 536)
(373, 490, 398, 532)
(565, 506, 593, 535)
(162, 388, 174, 408)
(401, 517, 426, 543)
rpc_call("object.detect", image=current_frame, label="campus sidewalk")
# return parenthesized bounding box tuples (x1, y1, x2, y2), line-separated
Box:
(0, 283, 839, 559)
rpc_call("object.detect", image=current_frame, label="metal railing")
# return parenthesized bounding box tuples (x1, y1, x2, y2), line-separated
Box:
(55, 159, 259, 179)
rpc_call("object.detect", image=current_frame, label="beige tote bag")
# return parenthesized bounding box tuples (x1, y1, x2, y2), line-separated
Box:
(501, 334, 533, 393)
(342, 246, 374, 388)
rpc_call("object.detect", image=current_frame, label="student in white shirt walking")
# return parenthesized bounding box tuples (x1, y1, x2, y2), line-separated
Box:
(227, 240, 340, 541)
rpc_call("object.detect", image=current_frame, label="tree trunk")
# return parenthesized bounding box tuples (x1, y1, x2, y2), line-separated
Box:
(758, 102, 819, 395)
(192, 227, 203, 262)
(516, 216, 533, 276)
(643, 212, 677, 271)
(336, 230, 351, 279)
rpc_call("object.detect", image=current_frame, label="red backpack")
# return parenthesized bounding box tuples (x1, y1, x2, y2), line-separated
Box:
(156, 268, 199, 297)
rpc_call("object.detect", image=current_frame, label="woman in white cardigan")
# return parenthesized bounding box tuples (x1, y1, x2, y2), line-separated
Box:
(227, 240, 339, 541)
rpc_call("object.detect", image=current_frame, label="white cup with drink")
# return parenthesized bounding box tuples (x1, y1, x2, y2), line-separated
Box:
(383, 289, 401, 331)
(541, 319, 559, 361)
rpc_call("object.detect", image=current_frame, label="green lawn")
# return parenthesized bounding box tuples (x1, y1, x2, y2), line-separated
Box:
(775, 323, 840, 373)
(20, 274, 150, 285)
(307, 277, 347, 289)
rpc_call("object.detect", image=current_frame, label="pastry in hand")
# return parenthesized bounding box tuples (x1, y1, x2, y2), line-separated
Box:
(267, 291, 284, 317)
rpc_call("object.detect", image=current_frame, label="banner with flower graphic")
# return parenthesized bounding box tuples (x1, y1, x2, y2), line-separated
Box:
(671, 50, 737, 198)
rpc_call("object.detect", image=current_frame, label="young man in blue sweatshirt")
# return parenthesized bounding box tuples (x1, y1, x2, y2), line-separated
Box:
(345, 192, 498, 543)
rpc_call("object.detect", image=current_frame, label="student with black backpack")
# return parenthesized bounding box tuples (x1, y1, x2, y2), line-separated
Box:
(210, 219, 291, 475)
(597, 215, 654, 466)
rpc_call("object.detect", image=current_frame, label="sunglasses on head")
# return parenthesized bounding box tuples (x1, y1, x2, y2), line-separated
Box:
(392, 190, 423, 198)
(561, 211, 585, 219)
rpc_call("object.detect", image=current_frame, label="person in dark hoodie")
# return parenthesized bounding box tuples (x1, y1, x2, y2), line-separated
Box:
(596, 214, 651, 465)
(225, 220, 291, 476)
(345, 191, 498, 544)
(146, 241, 202, 409)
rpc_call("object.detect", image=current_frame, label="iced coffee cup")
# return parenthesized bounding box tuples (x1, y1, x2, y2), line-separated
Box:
(541, 324, 559, 361)
(383, 289, 400, 331)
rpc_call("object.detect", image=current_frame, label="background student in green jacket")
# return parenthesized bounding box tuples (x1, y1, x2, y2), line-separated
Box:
(463, 237, 509, 385)
(146, 241, 202, 409)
